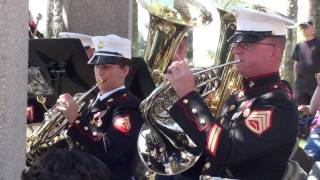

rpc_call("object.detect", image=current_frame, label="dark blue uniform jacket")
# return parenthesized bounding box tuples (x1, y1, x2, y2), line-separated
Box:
(68, 88, 142, 180)
(170, 73, 298, 180)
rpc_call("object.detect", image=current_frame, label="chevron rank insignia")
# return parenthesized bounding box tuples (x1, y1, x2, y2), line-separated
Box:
(244, 110, 273, 135)
(113, 114, 132, 134)
(206, 124, 222, 156)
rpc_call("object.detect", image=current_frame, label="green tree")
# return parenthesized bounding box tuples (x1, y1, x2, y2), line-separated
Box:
(132, 0, 140, 57)
(281, 0, 298, 87)
(309, 0, 320, 37)
(45, 0, 66, 38)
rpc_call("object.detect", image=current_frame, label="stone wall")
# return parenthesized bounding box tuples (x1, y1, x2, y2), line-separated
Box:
(0, 0, 133, 179)
(64, 0, 132, 38)
(0, 0, 28, 179)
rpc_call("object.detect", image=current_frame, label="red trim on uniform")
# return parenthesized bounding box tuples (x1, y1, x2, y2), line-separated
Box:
(206, 124, 222, 156)
(93, 112, 101, 119)
(120, 94, 129, 100)
(26, 106, 34, 122)
(278, 81, 294, 99)
(243, 72, 279, 82)
(29, 21, 36, 28)
(93, 133, 104, 141)
(176, 101, 211, 132)
(244, 81, 285, 94)
(240, 99, 255, 111)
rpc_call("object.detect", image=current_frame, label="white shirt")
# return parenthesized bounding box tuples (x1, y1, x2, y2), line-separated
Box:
(93, 85, 125, 107)
(96, 85, 125, 102)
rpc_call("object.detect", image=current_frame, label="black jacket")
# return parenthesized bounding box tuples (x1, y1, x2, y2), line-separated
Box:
(68, 88, 143, 180)
(170, 73, 298, 180)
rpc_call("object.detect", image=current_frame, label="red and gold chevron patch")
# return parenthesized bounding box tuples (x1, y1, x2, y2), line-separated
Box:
(206, 124, 222, 156)
(113, 114, 132, 134)
(244, 110, 273, 135)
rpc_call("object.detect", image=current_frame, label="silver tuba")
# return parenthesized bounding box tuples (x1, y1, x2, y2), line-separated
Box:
(137, 6, 242, 175)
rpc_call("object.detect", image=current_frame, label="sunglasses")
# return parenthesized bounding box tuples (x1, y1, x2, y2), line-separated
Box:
(232, 42, 275, 49)
(299, 25, 310, 30)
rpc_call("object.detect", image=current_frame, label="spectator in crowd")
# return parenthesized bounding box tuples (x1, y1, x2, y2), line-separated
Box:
(292, 20, 320, 105)
(304, 73, 320, 161)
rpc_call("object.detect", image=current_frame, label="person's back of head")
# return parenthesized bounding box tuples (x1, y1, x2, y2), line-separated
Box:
(22, 148, 110, 180)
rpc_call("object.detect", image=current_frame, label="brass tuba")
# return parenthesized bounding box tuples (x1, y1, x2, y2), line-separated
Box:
(26, 80, 103, 166)
(137, 6, 243, 175)
(137, 0, 212, 84)
(207, 9, 243, 114)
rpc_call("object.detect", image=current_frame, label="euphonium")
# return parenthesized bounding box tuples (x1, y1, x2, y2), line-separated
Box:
(138, 60, 239, 175)
(137, 0, 212, 84)
(137, 7, 243, 175)
(26, 80, 104, 166)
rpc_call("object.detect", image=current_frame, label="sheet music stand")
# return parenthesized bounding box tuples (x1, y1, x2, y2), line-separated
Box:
(28, 38, 96, 121)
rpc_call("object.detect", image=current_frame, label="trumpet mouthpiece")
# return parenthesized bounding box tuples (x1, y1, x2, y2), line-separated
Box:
(233, 59, 241, 64)
(97, 79, 104, 85)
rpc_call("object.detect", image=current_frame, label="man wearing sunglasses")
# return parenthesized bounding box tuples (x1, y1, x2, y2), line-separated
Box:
(292, 20, 320, 105)
(165, 7, 300, 179)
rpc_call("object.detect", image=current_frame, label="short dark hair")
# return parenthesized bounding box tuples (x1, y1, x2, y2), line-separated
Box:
(22, 148, 110, 180)
(117, 57, 131, 69)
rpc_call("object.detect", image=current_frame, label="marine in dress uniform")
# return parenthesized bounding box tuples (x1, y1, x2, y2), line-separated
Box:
(165, 7, 298, 180)
(57, 34, 143, 180)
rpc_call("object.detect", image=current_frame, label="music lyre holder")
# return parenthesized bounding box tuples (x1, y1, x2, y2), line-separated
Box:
(29, 38, 96, 105)
(48, 62, 66, 80)
(28, 67, 54, 96)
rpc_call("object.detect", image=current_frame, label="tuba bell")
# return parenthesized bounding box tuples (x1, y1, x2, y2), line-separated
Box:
(137, 6, 243, 175)
(207, 9, 243, 114)
(137, 0, 212, 84)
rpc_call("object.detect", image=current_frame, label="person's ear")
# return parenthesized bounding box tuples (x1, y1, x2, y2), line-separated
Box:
(122, 65, 130, 77)
(271, 47, 281, 58)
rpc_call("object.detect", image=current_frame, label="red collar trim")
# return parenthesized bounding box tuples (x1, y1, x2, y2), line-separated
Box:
(243, 72, 279, 82)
